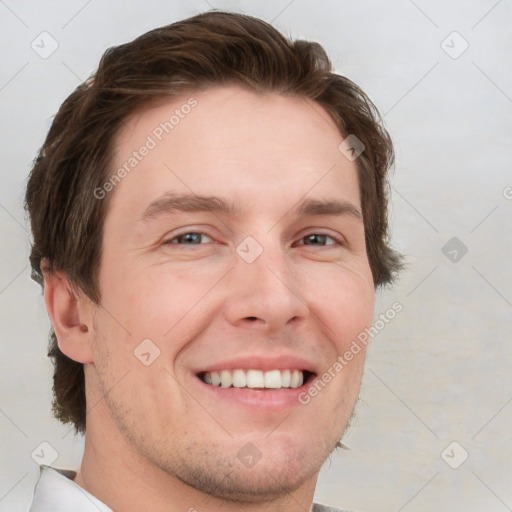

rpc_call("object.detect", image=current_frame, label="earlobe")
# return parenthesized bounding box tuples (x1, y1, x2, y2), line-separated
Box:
(43, 265, 94, 364)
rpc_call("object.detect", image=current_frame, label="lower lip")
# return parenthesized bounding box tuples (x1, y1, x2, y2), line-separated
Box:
(190, 374, 313, 411)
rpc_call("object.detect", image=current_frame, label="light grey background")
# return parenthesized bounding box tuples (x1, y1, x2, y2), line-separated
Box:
(1, 1, 511, 511)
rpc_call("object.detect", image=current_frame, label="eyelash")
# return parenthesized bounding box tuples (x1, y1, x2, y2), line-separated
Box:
(163, 232, 214, 245)
(295, 234, 338, 247)
(163, 231, 341, 247)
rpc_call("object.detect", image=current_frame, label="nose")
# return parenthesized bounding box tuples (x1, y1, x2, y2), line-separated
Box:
(222, 241, 309, 333)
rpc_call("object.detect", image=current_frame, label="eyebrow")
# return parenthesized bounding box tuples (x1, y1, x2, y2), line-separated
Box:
(141, 194, 239, 221)
(298, 199, 362, 221)
(140, 193, 362, 223)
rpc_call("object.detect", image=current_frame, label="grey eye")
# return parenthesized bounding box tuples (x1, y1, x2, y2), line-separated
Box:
(166, 232, 212, 244)
(301, 234, 334, 246)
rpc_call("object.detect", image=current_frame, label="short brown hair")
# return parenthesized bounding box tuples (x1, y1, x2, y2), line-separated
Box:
(25, 10, 402, 435)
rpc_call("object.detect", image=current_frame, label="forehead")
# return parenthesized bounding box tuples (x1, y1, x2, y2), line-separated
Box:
(108, 84, 360, 219)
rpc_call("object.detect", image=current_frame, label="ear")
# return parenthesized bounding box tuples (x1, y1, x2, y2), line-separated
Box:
(43, 263, 94, 364)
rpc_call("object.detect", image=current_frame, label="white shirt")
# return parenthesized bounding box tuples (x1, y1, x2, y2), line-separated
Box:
(29, 465, 347, 511)
(29, 466, 112, 512)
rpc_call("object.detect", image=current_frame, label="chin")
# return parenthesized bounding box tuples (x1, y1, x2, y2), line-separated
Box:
(161, 434, 333, 504)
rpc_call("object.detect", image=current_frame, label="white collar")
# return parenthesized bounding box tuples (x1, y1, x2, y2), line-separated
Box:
(29, 465, 113, 512)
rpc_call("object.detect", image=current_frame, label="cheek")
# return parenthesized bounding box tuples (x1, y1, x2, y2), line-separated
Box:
(310, 266, 375, 343)
(312, 274, 373, 403)
(100, 263, 227, 363)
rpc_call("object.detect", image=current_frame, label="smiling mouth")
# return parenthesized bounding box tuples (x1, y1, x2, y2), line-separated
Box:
(197, 369, 315, 390)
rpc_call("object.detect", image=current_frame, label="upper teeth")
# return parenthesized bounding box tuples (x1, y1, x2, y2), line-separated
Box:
(201, 369, 305, 389)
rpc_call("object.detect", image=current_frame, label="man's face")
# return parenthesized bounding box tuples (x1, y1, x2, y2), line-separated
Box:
(87, 85, 375, 501)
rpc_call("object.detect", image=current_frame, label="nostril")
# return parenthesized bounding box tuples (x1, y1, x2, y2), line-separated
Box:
(246, 316, 258, 321)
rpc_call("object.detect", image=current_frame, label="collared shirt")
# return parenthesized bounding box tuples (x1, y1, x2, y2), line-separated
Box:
(29, 465, 349, 512)
(29, 466, 112, 512)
